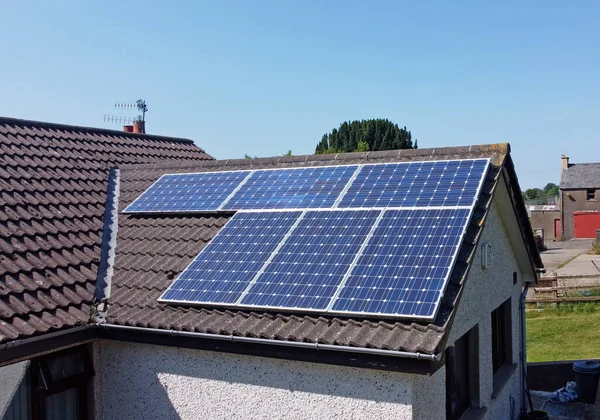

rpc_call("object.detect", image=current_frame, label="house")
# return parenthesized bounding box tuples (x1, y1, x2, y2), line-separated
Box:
(0, 123, 542, 420)
(529, 205, 560, 241)
(559, 156, 600, 240)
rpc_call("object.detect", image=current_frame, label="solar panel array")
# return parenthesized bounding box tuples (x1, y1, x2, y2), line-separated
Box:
(124, 159, 487, 213)
(156, 158, 489, 320)
(160, 208, 476, 319)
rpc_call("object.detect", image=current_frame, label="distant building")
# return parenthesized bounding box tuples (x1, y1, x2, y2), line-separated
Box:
(559, 156, 600, 239)
(529, 205, 560, 240)
(531, 156, 600, 241)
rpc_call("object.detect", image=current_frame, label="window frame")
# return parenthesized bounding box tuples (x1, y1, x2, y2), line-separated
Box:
(491, 299, 512, 375)
(30, 345, 94, 420)
(446, 326, 480, 420)
(586, 189, 596, 201)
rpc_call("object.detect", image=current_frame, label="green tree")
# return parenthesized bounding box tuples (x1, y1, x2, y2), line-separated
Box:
(283, 150, 292, 157)
(355, 141, 369, 152)
(315, 119, 417, 154)
(524, 188, 544, 199)
(543, 183, 559, 196)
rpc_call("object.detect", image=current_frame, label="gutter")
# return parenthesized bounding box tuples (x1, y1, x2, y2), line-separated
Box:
(0, 325, 95, 367)
(99, 324, 443, 362)
(0, 325, 92, 351)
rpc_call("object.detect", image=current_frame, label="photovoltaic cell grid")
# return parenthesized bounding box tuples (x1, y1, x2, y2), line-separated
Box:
(338, 159, 488, 208)
(224, 165, 359, 210)
(160, 211, 301, 304)
(124, 159, 488, 213)
(123, 171, 249, 213)
(156, 158, 490, 320)
(331, 208, 471, 318)
(160, 207, 473, 320)
(240, 210, 380, 310)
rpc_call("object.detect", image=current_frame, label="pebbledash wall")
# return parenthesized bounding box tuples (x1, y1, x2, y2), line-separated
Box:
(94, 340, 444, 419)
(93, 196, 527, 420)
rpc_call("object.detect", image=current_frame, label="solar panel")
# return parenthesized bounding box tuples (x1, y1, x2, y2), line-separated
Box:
(239, 210, 380, 310)
(337, 159, 488, 209)
(156, 158, 488, 320)
(330, 208, 471, 319)
(159, 211, 302, 304)
(223, 165, 358, 210)
(123, 170, 250, 213)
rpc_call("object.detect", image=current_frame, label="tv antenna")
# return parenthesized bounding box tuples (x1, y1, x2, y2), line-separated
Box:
(114, 99, 148, 122)
(104, 99, 148, 133)
(103, 115, 132, 124)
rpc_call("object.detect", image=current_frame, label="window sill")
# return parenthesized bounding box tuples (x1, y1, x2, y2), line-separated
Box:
(458, 406, 487, 420)
(491, 363, 517, 399)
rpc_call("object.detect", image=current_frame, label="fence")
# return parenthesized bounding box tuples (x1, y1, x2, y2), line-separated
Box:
(526, 276, 600, 304)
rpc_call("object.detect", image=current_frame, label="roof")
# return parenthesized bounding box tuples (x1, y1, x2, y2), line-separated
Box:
(561, 163, 600, 189)
(106, 143, 541, 355)
(0, 116, 213, 343)
(529, 205, 559, 212)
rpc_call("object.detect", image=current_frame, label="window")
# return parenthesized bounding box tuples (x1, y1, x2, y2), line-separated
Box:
(586, 189, 596, 201)
(491, 299, 512, 374)
(446, 327, 479, 420)
(1, 345, 94, 420)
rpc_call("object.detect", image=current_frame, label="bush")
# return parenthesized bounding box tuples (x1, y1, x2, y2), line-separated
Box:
(591, 240, 600, 255)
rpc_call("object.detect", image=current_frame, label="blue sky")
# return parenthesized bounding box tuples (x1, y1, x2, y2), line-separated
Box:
(1, 1, 598, 189)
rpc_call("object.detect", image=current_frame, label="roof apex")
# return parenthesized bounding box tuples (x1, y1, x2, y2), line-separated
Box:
(117, 142, 511, 173)
(0, 115, 200, 148)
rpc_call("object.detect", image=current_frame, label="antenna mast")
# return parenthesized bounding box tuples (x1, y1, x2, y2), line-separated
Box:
(105, 99, 149, 133)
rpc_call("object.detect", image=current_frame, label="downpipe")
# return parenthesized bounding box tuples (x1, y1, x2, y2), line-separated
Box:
(520, 283, 532, 416)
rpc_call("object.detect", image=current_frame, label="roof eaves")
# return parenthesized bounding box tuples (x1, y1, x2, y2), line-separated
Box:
(502, 154, 543, 270)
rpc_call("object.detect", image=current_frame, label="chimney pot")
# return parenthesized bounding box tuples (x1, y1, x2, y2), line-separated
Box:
(123, 125, 134, 133)
(133, 120, 146, 134)
(561, 155, 570, 169)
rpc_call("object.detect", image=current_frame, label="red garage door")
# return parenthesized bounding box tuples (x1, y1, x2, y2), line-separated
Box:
(574, 212, 600, 238)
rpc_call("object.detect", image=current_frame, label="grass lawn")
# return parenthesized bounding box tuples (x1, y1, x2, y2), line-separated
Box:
(527, 305, 600, 362)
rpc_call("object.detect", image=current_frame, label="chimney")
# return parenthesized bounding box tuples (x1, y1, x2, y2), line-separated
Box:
(123, 125, 134, 133)
(133, 120, 146, 134)
(561, 155, 570, 170)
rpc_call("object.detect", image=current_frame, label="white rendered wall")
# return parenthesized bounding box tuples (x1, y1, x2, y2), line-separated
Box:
(447, 198, 525, 420)
(94, 339, 427, 420)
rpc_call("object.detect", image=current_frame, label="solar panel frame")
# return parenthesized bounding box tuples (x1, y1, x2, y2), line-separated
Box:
(335, 158, 490, 210)
(123, 169, 253, 214)
(328, 207, 473, 320)
(223, 165, 360, 211)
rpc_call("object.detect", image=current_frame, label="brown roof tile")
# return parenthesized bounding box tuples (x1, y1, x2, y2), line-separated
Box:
(0, 116, 213, 342)
(105, 144, 538, 355)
